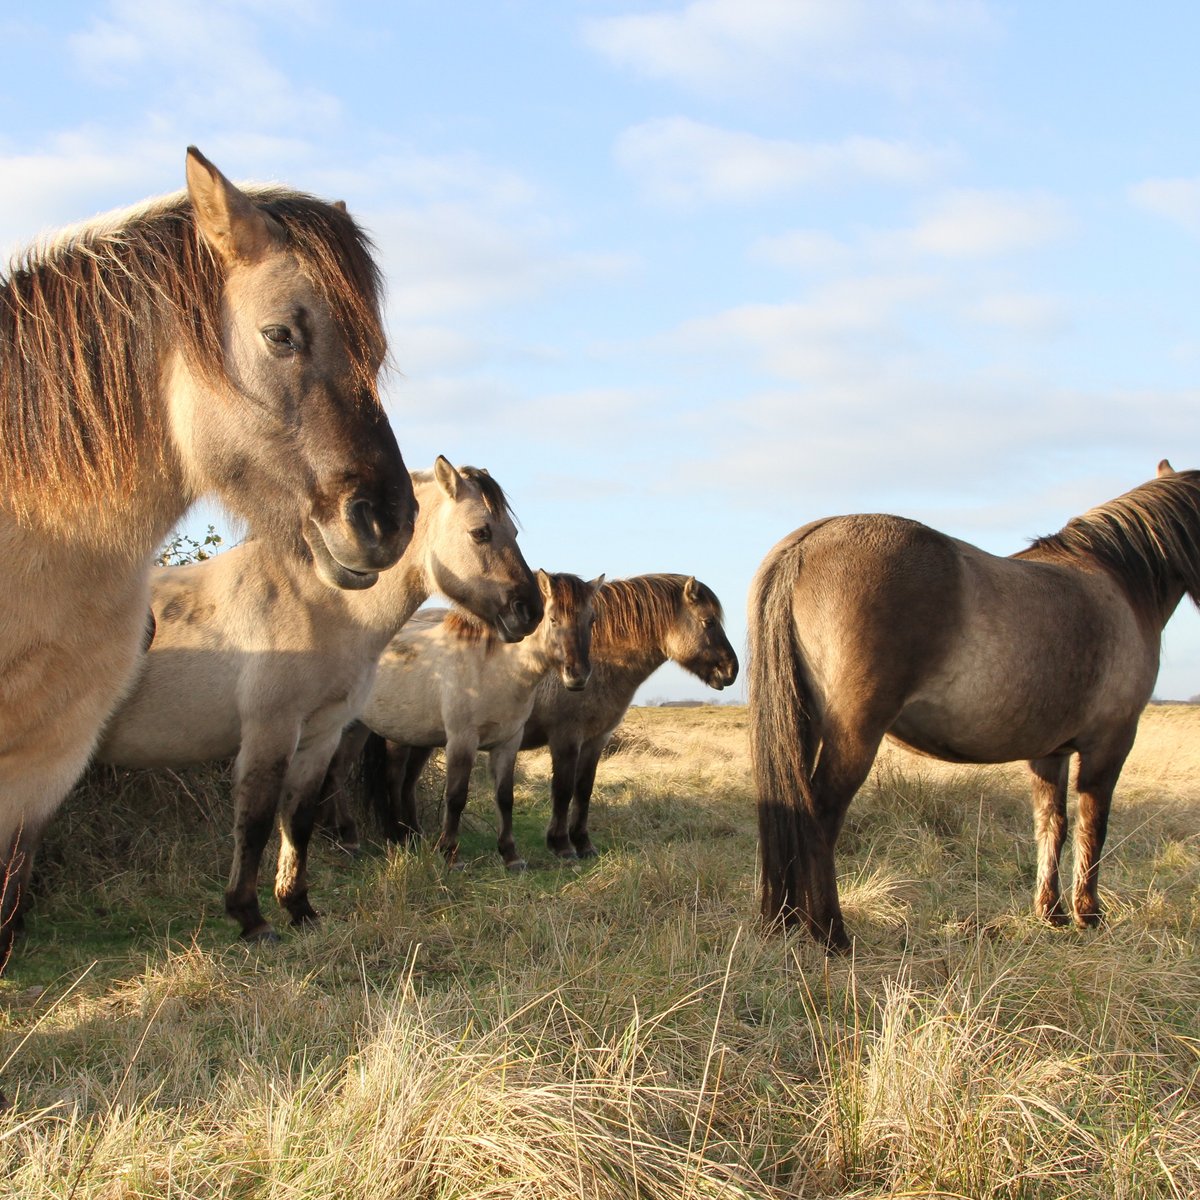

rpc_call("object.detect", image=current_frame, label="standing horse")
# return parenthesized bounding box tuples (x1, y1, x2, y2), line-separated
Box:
(750, 462, 1200, 950)
(0, 147, 413, 960)
(521, 574, 738, 859)
(326, 572, 600, 869)
(97, 460, 539, 940)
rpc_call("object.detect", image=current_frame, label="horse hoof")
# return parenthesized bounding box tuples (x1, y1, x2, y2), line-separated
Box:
(575, 845, 598, 860)
(337, 844, 362, 861)
(1074, 911, 1105, 930)
(505, 859, 528, 873)
(241, 927, 280, 945)
(553, 848, 579, 862)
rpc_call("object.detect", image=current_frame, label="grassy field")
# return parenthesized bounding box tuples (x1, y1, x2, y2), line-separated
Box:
(1, 703, 1198, 1198)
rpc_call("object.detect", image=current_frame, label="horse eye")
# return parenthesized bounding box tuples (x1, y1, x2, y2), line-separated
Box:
(262, 325, 295, 349)
(703, 617, 716, 629)
(470, 525, 492, 544)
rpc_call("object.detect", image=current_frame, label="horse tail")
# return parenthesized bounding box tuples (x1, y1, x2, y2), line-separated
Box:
(748, 525, 826, 931)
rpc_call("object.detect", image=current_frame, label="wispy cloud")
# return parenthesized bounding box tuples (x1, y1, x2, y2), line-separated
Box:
(901, 188, 1071, 257)
(70, 0, 339, 129)
(584, 0, 995, 98)
(616, 117, 948, 205)
(1129, 176, 1200, 237)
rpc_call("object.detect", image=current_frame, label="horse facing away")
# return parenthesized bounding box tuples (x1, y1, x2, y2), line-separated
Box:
(323, 572, 600, 870)
(750, 462, 1200, 950)
(0, 147, 413, 961)
(521, 574, 738, 859)
(96, 460, 540, 941)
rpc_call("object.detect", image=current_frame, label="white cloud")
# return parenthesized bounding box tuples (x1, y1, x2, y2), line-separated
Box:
(584, 0, 995, 98)
(1129, 177, 1200, 237)
(70, 0, 339, 129)
(616, 117, 947, 205)
(966, 291, 1070, 337)
(902, 189, 1070, 257)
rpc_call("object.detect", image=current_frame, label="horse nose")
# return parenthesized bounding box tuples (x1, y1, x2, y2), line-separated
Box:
(348, 494, 414, 565)
(563, 664, 591, 692)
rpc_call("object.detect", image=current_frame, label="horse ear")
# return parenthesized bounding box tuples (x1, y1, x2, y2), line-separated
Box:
(433, 455, 461, 498)
(588, 574, 606, 591)
(537, 569, 553, 600)
(684, 576, 701, 604)
(186, 146, 275, 266)
(332, 199, 348, 214)
(1157, 459, 1175, 477)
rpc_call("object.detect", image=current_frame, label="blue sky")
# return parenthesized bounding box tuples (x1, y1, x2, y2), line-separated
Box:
(3, 1, 1199, 700)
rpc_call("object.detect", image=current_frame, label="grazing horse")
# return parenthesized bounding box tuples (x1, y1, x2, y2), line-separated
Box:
(0, 147, 413, 961)
(749, 462, 1200, 950)
(96, 460, 540, 940)
(522, 574, 738, 859)
(325, 572, 600, 869)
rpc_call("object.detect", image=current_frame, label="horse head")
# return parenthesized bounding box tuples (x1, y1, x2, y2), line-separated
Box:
(669, 577, 739, 690)
(181, 147, 416, 589)
(537, 571, 602, 692)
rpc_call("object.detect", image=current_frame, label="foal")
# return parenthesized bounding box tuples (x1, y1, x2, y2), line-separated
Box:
(97, 459, 538, 939)
(326, 572, 600, 869)
(522, 575, 738, 859)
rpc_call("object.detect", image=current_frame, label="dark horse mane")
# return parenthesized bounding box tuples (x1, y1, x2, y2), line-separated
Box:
(0, 186, 384, 522)
(1019, 469, 1200, 617)
(594, 574, 722, 654)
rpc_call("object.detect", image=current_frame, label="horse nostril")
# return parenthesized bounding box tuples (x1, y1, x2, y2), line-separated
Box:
(348, 497, 383, 546)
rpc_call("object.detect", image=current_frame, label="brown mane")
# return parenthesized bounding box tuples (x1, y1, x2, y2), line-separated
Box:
(0, 187, 384, 525)
(443, 608, 499, 651)
(1019, 469, 1200, 616)
(457, 466, 515, 522)
(593, 574, 721, 654)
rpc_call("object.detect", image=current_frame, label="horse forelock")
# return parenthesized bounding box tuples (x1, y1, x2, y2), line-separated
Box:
(545, 572, 594, 620)
(0, 184, 383, 528)
(458, 466, 515, 523)
(1025, 469, 1200, 614)
(593, 574, 715, 653)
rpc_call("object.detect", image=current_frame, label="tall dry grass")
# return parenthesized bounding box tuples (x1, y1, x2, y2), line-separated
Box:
(1, 704, 1198, 1198)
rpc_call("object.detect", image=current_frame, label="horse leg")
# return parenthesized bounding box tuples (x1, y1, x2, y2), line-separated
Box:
(568, 736, 606, 858)
(1072, 734, 1134, 928)
(275, 741, 341, 927)
(1028, 754, 1070, 924)
(225, 734, 297, 941)
(803, 717, 888, 952)
(388, 742, 431, 845)
(0, 815, 50, 965)
(545, 737, 580, 859)
(488, 735, 526, 870)
(437, 739, 479, 866)
(316, 722, 371, 854)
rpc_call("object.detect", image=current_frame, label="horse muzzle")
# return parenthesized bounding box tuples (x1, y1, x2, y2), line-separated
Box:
(494, 594, 543, 644)
(306, 479, 418, 590)
(560, 665, 592, 692)
(708, 658, 739, 690)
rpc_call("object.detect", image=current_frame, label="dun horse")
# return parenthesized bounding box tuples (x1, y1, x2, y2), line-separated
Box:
(324, 572, 599, 869)
(522, 574, 738, 859)
(0, 147, 413, 960)
(97, 460, 540, 940)
(750, 462, 1200, 950)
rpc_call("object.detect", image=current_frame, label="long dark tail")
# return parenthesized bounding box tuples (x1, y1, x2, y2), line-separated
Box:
(748, 531, 822, 931)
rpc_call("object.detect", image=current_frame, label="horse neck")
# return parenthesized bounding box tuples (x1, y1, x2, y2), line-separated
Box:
(508, 621, 559, 684)
(591, 583, 674, 681)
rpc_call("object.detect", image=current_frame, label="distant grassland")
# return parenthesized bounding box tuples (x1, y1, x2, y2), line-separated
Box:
(1, 704, 1198, 1197)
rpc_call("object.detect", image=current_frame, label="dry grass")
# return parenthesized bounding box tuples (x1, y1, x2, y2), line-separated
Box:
(1, 704, 1198, 1198)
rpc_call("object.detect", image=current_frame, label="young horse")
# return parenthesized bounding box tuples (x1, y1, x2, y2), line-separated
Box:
(521, 574, 738, 859)
(326, 572, 600, 869)
(750, 462, 1200, 950)
(0, 147, 413, 959)
(96, 460, 539, 940)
